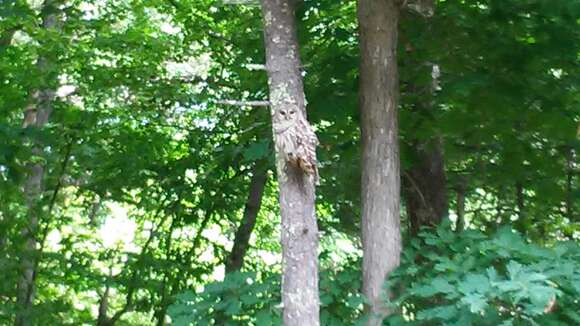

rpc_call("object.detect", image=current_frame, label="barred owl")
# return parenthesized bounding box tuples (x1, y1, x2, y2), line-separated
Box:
(273, 107, 319, 183)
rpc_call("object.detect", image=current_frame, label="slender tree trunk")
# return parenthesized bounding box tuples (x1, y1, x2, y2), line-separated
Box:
(260, 1, 320, 325)
(358, 0, 401, 325)
(225, 165, 268, 273)
(154, 216, 179, 326)
(403, 138, 447, 235)
(565, 147, 576, 223)
(97, 280, 113, 326)
(216, 165, 267, 325)
(400, 0, 447, 235)
(455, 176, 466, 232)
(15, 1, 60, 325)
(515, 181, 526, 233)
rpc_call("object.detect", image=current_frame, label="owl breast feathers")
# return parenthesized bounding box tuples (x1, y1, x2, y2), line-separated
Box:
(274, 114, 319, 181)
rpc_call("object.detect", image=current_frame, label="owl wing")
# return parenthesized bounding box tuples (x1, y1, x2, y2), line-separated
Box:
(293, 119, 318, 178)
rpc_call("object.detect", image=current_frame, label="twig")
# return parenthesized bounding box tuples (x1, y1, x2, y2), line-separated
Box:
(244, 63, 266, 71)
(215, 99, 270, 107)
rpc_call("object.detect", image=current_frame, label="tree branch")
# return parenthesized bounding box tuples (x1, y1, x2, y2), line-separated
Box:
(215, 99, 270, 107)
(109, 198, 170, 324)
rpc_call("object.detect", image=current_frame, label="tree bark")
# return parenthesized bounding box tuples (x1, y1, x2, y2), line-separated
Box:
(357, 0, 401, 325)
(154, 215, 179, 326)
(514, 181, 526, 233)
(454, 176, 467, 232)
(215, 165, 267, 325)
(403, 137, 447, 235)
(400, 0, 447, 236)
(225, 165, 268, 273)
(97, 282, 113, 326)
(565, 147, 576, 223)
(15, 1, 60, 325)
(259, 1, 320, 325)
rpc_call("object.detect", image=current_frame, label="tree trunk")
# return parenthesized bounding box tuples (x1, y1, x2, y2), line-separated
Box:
(155, 217, 179, 326)
(97, 284, 113, 326)
(400, 0, 447, 235)
(357, 0, 401, 325)
(216, 165, 267, 325)
(515, 181, 526, 233)
(259, 1, 320, 325)
(15, 1, 60, 325)
(225, 165, 268, 273)
(403, 137, 447, 235)
(454, 176, 467, 232)
(565, 147, 576, 223)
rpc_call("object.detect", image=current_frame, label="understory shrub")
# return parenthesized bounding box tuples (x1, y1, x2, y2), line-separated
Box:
(384, 222, 580, 325)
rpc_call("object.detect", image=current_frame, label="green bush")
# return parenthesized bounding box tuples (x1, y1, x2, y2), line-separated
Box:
(384, 222, 580, 325)
(169, 224, 580, 325)
(167, 272, 281, 326)
(168, 258, 364, 326)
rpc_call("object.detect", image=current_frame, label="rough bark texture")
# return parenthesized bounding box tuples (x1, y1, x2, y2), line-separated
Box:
(401, 0, 447, 236)
(15, 1, 60, 325)
(454, 176, 467, 232)
(403, 137, 447, 235)
(225, 166, 268, 273)
(358, 1, 401, 325)
(260, 1, 320, 325)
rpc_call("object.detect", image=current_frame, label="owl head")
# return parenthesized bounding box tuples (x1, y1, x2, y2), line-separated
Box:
(278, 107, 298, 121)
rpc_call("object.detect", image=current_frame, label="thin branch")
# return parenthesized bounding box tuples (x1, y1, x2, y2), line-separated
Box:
(403, 170, 428, 208)
(32, 139, 74, 284)
(109, 198, 170, 324)
(244, 63, 267, 71)
(215, 99, 270, 107)
(187, 168, 248, 260)
(221, 0, 260, 5)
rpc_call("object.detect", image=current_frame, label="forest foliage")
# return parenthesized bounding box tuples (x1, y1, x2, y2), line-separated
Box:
(0, 0, 578, 325)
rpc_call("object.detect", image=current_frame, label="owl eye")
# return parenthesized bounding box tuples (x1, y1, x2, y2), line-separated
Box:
(280, 111, 286, 116)
(289, 110, 295, 115)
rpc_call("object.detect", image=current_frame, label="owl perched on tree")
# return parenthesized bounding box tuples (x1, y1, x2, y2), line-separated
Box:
(273, 107, 319, 183)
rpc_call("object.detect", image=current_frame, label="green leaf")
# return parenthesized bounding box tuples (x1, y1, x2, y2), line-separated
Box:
(240, 293, 260, 305)
(173, 315, 194, 326)
(461, 293, 487, 313)
(243, 140, 269, 162)
(416, 305, 458, 321)
(458, 273, 490, 295)
(225, 300, 242, 316)
(431, 277, 455, 294)
(411, 284, 438, 297)
(320, 293, 333, 305)
(255, 309, 273, 326)
(176, 290, 196, 303)
(507, 261, 524, 280)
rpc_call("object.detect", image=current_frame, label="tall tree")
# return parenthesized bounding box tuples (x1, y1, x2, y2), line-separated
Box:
(15, 1, 61, 325)
(357, 0, 401, 325)
(225, 164, 268, 273)
(402, 137, 447, 234)
(260, 0, 320, 324)
(216, 164, 267, 326)
(400, 0, 448, 235)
